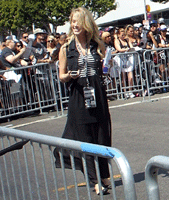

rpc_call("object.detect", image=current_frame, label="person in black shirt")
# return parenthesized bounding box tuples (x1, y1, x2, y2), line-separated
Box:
(31, 28, 49, 63)
(147, 20, 160, 49)
(1, 38, 26, 69)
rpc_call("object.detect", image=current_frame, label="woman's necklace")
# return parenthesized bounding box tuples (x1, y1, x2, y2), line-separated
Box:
(77, 42, 87, 55)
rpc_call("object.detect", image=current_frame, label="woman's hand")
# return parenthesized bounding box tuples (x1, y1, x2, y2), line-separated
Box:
(69, 70, 80, 79)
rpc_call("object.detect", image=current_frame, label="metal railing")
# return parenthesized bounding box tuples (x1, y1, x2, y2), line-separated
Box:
(145, 155, 169, 200)
(0, 126, 137, 200)
(105, 51, 144, 100)
(0, 62, 68, 119)
(1, 47, 169, 120)
(143, 48, 169, 99)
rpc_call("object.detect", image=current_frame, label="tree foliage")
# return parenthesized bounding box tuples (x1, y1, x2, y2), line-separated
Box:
(0, 0, 116, 35)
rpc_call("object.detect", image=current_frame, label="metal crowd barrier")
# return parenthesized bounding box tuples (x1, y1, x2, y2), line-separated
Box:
(0, 126, 137, 200)
(143, 48, 169, 99)
(145, 155, 169, 200)
(105, 50, 144, 100)
(1, 48, 169, 120)
(0, 62, 69, 119)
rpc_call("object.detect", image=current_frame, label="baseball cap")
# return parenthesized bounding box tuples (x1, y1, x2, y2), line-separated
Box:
(158, 18, 165, 24)
(160, 25, 167, 31)
(104, 26, 114, 32)
(150, 20, 157, 26)
(6, 35, 19, 43)
(33, 28, 47, 35)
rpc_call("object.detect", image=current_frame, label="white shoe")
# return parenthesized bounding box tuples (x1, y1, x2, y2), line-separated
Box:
(129, 92, 135, 98)
(154, 78, 162, 83)
(124, 93, 130, 99)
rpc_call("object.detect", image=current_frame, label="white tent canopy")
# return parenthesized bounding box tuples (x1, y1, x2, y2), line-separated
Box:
(57, 22, 70, 34)
(96, 0, 169, 26)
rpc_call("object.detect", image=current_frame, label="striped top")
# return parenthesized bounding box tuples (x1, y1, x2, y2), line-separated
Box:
(78, 52, 97, 78)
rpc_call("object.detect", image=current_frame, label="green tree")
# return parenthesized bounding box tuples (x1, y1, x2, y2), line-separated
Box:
(0, 0, 116, 36)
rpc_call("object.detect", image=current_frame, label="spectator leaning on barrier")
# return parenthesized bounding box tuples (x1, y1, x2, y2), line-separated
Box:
(125, 24, 140, 47)
(47, 35, 60, 62)
(101, 31, 112, 48)
(133, 24, 141, 41)
(14, 41, 29, 66)
(158, 25, 169, 48)
(1, 36, 26, 69)
(148, 20, 159, 49)
(0, 42, 6, 56)
(157, 17, 165, 33)
(158, 25, 169, 80)
(31, 28, 49, 63)
(54, 33, 60, 44)
(55, 33, 68, 59)
(114, 28, 135, 98)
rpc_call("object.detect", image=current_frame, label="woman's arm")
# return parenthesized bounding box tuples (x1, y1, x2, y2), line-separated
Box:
(149, 32, 158, 48)
(59, 46, 71, 83)
(114, 39, 129, 52)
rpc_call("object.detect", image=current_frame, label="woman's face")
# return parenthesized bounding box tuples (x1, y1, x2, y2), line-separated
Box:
(127, 27, 134, 37)
(47, 38, 55, 47)
(134, 29, 139, 36)
(71, 12, 86, 36)
(105, 34, 111, 44)
(119, 31, 125, 40)
(16, 43, 22, 51)
(161, 30, 167, 35)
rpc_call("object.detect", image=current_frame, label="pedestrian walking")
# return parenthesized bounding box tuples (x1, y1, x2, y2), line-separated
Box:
(54, 6, 112, 195)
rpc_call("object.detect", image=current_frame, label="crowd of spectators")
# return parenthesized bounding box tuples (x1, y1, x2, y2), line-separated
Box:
(0, 17, 169, 109)
(100, 17, 169, 98)
(0, 29, 68, 71)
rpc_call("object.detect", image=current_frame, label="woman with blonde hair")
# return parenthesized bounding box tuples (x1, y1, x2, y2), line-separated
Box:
(125, 24, 140, 47)
(46, 35, 60, 62)
(54, 7, 112, 195)
(114, 28, 135, 98)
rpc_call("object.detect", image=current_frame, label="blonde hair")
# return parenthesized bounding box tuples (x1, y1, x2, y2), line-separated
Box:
(47, 35, 57, 48)
(67, 7, 105, 58)
(101, 32, 111, 42)
(125, 24, 134, 36)
(117, 28, 125, 35)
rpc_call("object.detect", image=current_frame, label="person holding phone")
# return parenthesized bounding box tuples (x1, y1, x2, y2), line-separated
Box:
(54, 7, 112, 195)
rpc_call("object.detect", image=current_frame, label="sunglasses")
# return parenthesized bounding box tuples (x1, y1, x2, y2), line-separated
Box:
(23, 36, 28, 39)
(47, 40, 54, 43)
(17, 45, 21, 47)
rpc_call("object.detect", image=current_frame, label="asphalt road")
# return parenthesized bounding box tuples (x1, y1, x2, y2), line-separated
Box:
(1, 93, 169, 199)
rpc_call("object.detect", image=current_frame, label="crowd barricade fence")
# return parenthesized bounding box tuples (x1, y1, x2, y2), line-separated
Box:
(1, 48, 169, 120)
(104, 50, 145, 100)
(145, 155, 169, 200)
(0, 126, 137, 200)
(0, 62, 69, 119)
(143, 48, 169, 99)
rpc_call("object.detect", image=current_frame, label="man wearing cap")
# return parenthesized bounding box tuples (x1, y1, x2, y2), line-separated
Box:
(147, 20, 159, 49)
(0, 36, 26, 68)
(31, 28, 49, 63)
(158, 25, 169, 48)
